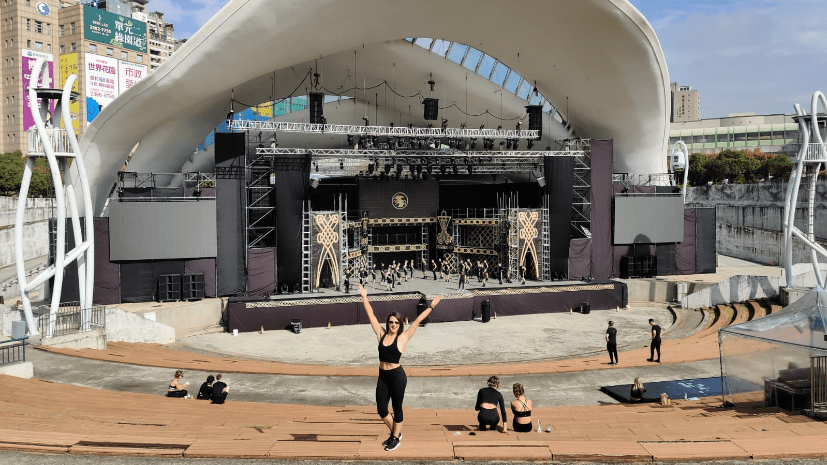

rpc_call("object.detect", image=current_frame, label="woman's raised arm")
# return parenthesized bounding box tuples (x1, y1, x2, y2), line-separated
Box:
(359, 285, 383, 339)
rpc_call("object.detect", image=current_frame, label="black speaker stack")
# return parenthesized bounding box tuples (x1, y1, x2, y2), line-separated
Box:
(423, 98, 439, 120)
(619, 256, 657, 279)
(158, 273, 205, 302)
(309, 92, 324, 124)
(526, 105, 543, 138)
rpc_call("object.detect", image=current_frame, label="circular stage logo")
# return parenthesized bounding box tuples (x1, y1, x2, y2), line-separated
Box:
(392, 192, 408, 210)
(36, 1, 50, 16)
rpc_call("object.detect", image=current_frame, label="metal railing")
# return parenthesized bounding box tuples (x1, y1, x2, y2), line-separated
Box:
(804, 143, 827, 162)
(37, 305, 106, 338)
(28, 128, 72, 155)
(812, 355, 827, 413)
(0, 339, 25, 366)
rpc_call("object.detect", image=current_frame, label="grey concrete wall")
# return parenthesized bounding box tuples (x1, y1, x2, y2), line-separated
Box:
(125, 299, 223, 338)
(40, 328, 106, 350)
(0, 196, 53, 269)
(0, 304, 21, 337)
(0, 361, 33, 379)
(688, 180, 827, 266)
(105, 307, 175, 344)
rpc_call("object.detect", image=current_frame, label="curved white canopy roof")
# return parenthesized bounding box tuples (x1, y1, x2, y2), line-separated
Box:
(78, 0, 669, 215)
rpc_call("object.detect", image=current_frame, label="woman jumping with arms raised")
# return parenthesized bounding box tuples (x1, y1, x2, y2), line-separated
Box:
(358, 284, 441, 451)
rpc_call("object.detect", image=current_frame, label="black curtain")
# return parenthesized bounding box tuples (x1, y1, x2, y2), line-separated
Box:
(247, 248, 277, 297)
(185, 258, 216, 298)
(568, 238, 591, 280)
(215, 132, 247, 296)
(93, 217, 120, 304)
(273, 153, 311, 288)
(656, 243, 677, 276)
(676, 209, 696, 275)
(590, 140, 613, 279)
(545, 156, 574, 278)
(695, 208, 716, 273)
(49, 218, 81, 304)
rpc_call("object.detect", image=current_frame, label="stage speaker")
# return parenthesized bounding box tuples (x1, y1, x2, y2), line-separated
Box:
(580, 302, 591, 314)
(416, 299, 429, 326)
(158, 274, 181, 302)
(481, 300, 491, 323)
(182, 273, 205, 301)
(619, 256, 635, 279)
(526, 105, 543, 137)
(290, 319, 303, 334)
(423, 98, 439, 121)
(309, 92, 324, 124)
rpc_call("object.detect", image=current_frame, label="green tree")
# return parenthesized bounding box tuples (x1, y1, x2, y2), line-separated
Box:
(0, 151, 25, 195)
(0, 151, 54, 197)
(709, 149, 760, 183)
(687, 153, 712, 186)
(761, 153, 793, 180)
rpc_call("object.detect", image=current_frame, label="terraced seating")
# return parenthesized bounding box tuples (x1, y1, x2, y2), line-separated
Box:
(2, 375, 827, 461)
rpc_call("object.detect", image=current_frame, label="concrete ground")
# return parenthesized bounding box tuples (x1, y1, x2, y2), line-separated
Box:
(169, 305, 673, 366)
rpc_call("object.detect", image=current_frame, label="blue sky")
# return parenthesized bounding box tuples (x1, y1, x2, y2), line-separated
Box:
(161, 0, 825, 119)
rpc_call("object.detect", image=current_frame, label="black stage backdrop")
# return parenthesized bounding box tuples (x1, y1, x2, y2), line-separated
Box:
(248, 248, 277, 297)
(675, 209, 696, 275)
(229, 283, 625, 332)
(50, 218, 81, 303)
(590, 140, 613, 279)
(568, 238, 591, 280)
(358, 178, 438, 218)
(185, 258, 216, 298)
(93, 217, 120, 304)
(695, 208, 716, 273)
(545, 156, 574, 278)
(273, 153, 311, 289)
(120, 260, 185, 303)
(215, 132, 246, 296)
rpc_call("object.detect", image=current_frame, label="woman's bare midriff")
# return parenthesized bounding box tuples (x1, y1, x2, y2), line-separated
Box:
(480, 402, 497, 410)
(379, 361, 400, 370)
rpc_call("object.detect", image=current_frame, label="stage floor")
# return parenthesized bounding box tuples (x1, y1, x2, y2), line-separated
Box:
(174, 302, 672, 367)
(268, 274, 586, 300)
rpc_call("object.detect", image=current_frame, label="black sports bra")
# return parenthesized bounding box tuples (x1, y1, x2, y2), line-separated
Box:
(513, 399, 531, 417)
(378, 332, 402, 364)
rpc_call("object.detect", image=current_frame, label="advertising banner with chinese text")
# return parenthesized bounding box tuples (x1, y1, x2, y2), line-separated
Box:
(85, 53, 118, 123)
(83, 5, 147, 52)
(118, 60, 147, 94)
(59, 53, 80, 134)
(22, 49, 54, 132)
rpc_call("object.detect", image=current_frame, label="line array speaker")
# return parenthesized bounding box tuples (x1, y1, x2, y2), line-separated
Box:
(309, 92, 324, 124)
(423, 98, 439, 121)
(526, 105, 543, 137)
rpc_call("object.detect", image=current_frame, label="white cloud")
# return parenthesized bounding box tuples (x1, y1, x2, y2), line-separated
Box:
(150, 0, 230, 39)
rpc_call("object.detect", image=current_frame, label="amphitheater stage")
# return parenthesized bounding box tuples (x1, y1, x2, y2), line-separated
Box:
(228, 278, 627, 333)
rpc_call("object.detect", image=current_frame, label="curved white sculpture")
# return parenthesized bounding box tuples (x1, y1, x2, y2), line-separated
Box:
(15, 57, 94, 336)
(783, 91, 827, 289)
(76, 0, 671, 216)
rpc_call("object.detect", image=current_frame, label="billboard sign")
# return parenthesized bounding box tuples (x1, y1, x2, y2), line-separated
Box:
(59, 53, 80, 134)
(85, 53, 118, 122)
(118, 60, 147, 94)
(84, 5, 147, 52)
(21, 49, 54, 132)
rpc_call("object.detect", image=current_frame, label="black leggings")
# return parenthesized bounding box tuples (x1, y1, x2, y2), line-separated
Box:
(376, 366, 407, 423)
(477, 407, 499, 430)
(167, 390, 187, 398)
(650, 339, 661, 361)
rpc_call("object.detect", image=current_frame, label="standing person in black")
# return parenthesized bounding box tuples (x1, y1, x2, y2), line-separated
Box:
(458, 269, 466, 291)
(605, 321, 618, 365)
(496, 262, 503, 285)
(431, 260, 438, 280)
(475, 376, 507, 433)
(343, 267, 351, 293)
(647, 319, 661, 363)
(359, 284, 442, 452)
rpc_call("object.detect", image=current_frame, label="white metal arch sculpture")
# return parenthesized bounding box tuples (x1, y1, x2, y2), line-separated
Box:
(783, 91, 827, 289)
(15, 57, 94, 336)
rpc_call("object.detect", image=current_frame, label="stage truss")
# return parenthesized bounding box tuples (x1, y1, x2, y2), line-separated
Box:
(230, 120, 540, 139)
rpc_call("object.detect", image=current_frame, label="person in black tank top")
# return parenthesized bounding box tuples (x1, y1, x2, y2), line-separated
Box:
(359, 284, 442, 452)
(510, 383, 533, 432)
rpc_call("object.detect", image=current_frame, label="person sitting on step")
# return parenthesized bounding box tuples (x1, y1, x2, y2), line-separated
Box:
(167, 370, 189, 398)
(197, 375, 214, 400)
(211, 374, 230, 404)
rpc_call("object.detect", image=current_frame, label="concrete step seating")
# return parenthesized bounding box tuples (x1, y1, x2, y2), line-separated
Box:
(37, 299, 781, 377)
(2, 375, 827, 461)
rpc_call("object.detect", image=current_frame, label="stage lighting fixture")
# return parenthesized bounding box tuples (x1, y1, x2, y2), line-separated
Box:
(340, 160, 344, 170)
(310, 178, 320, 189)
(347, 134, 356, 147)
(313, 161, 319, 172)
(470, 137, 478, 150)
(396, 163, 403, 174)
(516, 121, 522, 133)
(499, 141, 506, 150)
(422, 171, 429, 181)
(467, 165, 474, 175)
(427, 164, 434, 175)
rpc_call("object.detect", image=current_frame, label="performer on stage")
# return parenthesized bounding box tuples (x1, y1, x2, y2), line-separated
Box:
(403, 260, 409, 282)
(421, 258, 428, 279)
(359, 284, 442, 451)
(385, 268, 394, 291)
(458, 269, 467, 291)
(431, 260, 438, 280)
(406, 261, 413, 282)
(520, 264, 527, 285)
(344, 267, 352, 293)
(371, 264, 378, 289)
(496, 262, 503, 285)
